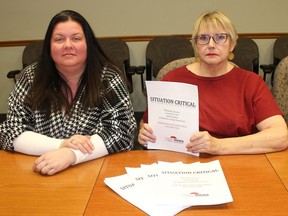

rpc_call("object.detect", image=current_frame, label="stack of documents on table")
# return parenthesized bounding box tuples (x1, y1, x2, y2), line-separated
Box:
(104, 160, 233, 216)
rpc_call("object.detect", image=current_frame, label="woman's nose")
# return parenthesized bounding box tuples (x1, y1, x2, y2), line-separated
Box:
(208, 37, 216, 47)
(64, 39, 72, 48)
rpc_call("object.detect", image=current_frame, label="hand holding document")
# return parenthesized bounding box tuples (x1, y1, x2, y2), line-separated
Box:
(104, 160, 233, 216)
(145, 81, 199, 156)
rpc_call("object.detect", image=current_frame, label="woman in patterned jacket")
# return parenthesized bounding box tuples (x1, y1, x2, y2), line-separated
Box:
(0, 10, 136, 175)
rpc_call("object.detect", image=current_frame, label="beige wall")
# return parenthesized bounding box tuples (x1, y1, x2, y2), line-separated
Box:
(0, 0, 287, 113)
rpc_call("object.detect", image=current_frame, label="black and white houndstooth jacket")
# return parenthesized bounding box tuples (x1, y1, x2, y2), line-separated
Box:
(0, 63, 136, 153)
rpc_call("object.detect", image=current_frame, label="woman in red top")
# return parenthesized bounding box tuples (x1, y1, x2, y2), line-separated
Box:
(138, 11, 288, 154)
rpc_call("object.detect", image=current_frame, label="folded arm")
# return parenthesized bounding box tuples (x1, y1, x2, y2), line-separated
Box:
(13, 131, 108, 164)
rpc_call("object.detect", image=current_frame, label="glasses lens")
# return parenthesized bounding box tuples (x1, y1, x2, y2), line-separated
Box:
(196, 33, 229, 45)
(196, 34, 210, 45)
(214, 34, 228, 44)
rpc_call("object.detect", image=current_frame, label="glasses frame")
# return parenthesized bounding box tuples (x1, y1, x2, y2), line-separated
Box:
(194, 33, 229, 45)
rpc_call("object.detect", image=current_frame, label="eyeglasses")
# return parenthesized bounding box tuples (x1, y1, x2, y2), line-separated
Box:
(194, 33, 229, 45)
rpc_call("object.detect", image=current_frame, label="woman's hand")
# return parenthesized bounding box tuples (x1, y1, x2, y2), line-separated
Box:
(60, 134, 94, 154)
(138, 123, 156, 148)
(186, 131, 221, 155)
(33, 148, 76, 175)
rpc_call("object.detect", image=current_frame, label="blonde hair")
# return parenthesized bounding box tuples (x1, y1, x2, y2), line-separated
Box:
(192, 11, 238, 56)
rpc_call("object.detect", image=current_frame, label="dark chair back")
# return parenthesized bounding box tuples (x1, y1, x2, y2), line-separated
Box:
(145, 36, 194, 81)
(273, 35, 288, 67)
(98, 38, 134, 92)
(260, 35, 288, 85)
(22, 41, 43, 68)
(231, 37, 259, 74)
(7, 41, 43, 81)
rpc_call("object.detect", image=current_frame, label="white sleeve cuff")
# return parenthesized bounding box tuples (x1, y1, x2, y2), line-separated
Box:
(13, 131, 63, 156)
(70, 134, 108, 165)
(13, 132, 108, 164)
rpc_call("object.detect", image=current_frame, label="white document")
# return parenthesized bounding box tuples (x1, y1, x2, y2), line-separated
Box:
(104, 174, 154, 215)
(145, 81, 199, 156)
(155, 160, 233, 206)
(104, 172, 189, 216)
(104, 160, 233, 215)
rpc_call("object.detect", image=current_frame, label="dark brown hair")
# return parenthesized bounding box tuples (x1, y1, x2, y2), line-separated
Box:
(25, 10, 121, 118)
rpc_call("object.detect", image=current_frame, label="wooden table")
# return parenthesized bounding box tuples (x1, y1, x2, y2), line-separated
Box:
(1, 149, 288, 216)
(0, 151, 104, 216)
(84, 150, 288, 216)
(266, 149, 288, 191)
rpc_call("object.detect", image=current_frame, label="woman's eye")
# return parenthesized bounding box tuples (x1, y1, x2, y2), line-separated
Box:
(73, 36, 83, 42)
(218, 35, 225, 39)
(54, 38, 63, 42)
(200, 35, 208, 41)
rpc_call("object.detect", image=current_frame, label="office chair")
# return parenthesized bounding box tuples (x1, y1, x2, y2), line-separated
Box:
(156, 57, 195, 81)
(231, 36, 259, 74)
(97, 38, 135, 93)
(260, 35, 288, 85)
(7, 38, 135, 93)
(145, 36, 194, 81)
(271, 56, 288, 122)
(7, 40, 43, 82)
(140, 36, 194, 94)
